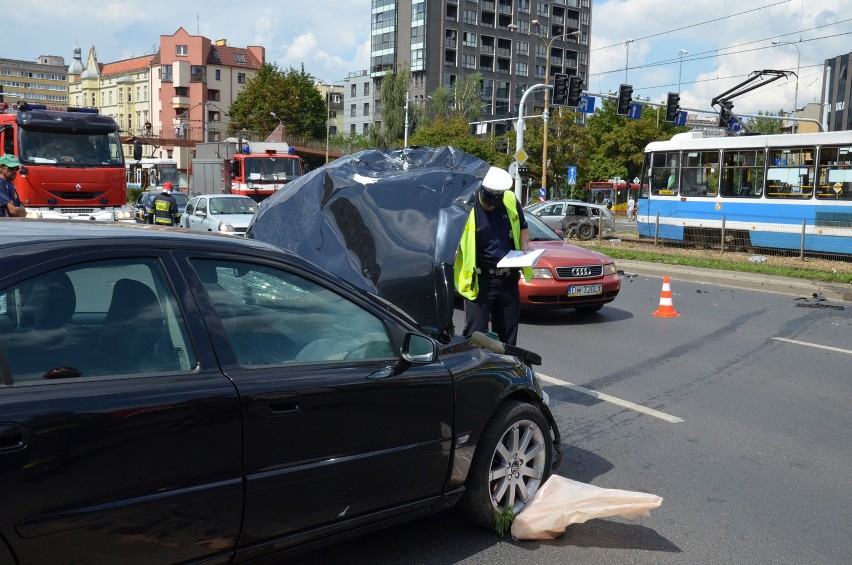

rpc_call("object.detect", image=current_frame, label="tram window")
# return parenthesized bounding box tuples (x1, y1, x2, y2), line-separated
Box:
(681, 151, 719, 197)
(721, 149, 764, 198)
(650, 152, 679, 196)
(766, 147, 814, 199)
(816, 146, 852, 201)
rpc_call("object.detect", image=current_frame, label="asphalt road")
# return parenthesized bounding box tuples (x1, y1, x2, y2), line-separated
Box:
(296, 272, 851, 564)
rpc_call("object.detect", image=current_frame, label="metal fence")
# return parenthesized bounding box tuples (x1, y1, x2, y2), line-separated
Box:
(640, 213, 852, 262)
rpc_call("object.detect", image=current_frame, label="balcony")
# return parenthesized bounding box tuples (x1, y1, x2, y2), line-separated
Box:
(172, 96, 190, 109)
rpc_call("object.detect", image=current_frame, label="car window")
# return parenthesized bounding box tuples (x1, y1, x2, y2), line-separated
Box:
(0, 259, 197, 383)
(197, 198, 208, 214)
(185, 199, 196, 215)
(540, 203, 563, 216)
(191, 259, 395, 367)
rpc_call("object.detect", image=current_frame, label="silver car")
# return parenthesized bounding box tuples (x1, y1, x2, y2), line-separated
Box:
(181, 194, 258, 236)
(529, 200, 615, 240)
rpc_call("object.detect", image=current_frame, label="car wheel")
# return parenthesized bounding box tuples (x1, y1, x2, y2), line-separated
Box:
(459, 401, 553, 529)
(578, 223, 596, 240)
(574, 304, 603, 314)
(564, 223, 578, 239)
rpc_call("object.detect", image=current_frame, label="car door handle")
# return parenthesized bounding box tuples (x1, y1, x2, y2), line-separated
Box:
(254, 393, 301, 416)
(0, 423, 27, 453)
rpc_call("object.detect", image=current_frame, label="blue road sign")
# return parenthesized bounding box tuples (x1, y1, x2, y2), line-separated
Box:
(567, 165, 577, 186)
(627, 102, 642, 120)
(538, 187, 547, 199)
(674, 109, 687, 126)
(578, 95, 596, 114)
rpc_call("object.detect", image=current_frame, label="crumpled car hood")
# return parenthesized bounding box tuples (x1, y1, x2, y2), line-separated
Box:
(246, 146, 493, 339)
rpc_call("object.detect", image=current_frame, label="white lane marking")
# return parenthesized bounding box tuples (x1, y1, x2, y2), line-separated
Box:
(772, 337, 852, 355)
(537, 373, 684, 423)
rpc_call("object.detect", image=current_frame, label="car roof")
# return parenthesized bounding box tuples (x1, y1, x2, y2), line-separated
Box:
(0, 219, 276, 254)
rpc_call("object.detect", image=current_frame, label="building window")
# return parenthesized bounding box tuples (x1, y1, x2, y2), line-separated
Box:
(363, 123, 369, 134)
(536, 44, 547, 59)
(176, 45, 188, 56)
(161, 65, 173, 83)
(463, 32, 477, 47)
(364, 83, 370, 96)
(516, 41, 529, 56)
(515, 62, 528, 76)
(351, 104, 357, 117)
(350, 124, 356, 135)
(537, 3, 549, 17)
(463, 9, 477, 25)
(351, 84, 357, 97)
(191, 66, 205, 82)
(208, 89, 220, 101)
(518, 0, 530, 13)
(215, 69, 221, 81)
(175, 86, 189, 97)
(237, 73, 246, 84)
(234, 53, 246, 64)
(363, 103, 370, 116)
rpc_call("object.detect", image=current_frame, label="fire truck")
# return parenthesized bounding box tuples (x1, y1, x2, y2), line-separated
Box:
(191, 141, 305, 203)
(0, 102, 131, 221)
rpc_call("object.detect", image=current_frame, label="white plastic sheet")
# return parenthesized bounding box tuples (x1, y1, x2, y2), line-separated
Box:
(511, 475, 663, 541)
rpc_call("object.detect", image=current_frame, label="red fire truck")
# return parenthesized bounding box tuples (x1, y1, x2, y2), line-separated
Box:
(0, 102, 131, 221)
(191, 141, 305, 203)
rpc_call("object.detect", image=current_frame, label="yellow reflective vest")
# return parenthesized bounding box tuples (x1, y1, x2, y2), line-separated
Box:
(453, 191, 533, 301)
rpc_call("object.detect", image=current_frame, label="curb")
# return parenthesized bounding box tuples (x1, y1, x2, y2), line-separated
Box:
(616, 260, 852, 303)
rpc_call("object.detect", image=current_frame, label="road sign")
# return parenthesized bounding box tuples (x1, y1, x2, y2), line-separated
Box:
(514, 149, 529, 165)
(538, 187, 547, 199)
(674, 109, 687, 126)
(627, 102, 642, 120)
(578, 95, 596, 114)
(567, 166, 577, 186)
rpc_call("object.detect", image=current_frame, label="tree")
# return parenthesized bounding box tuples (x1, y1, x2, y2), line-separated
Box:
(376, 65, 412, 148)
(228, 63, 325, 139)
(745, 110, 783, 135)
(428, 72, 484, 122)
(409, 116, 495, 162)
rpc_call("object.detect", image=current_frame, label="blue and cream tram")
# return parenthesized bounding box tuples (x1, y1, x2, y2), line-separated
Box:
(638, 131, 852, 254)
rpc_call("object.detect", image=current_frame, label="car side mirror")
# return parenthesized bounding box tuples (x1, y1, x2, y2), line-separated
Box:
(195, 209, 206, 217)
(402, 333, 435, 363)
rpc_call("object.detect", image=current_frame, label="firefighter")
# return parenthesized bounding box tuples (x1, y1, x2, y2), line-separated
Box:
(150, 181, 179, 226)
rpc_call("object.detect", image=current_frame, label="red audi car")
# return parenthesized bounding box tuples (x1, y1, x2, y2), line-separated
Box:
(521, 213, 621, 312)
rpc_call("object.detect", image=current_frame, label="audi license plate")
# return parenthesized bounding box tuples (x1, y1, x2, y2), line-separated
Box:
(568, 284, 602, 296)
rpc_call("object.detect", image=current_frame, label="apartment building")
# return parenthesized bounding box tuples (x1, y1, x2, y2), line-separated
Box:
(369, 0, 592, 135)
(822, 52, 852, 131)
(0, 55, 68, 109)
(344, 70, 374, 136)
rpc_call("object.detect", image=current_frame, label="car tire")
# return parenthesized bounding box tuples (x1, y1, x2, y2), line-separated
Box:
(574, 304, 603, 314)
(578, 223, 596, 240)
(458, 400, 553, 529)
(564, 223, 578, 239)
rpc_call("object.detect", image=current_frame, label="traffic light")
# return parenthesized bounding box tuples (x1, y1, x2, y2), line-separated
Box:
(665, 92, 680, 122)
(0, 85, 4, 103)
(552, 73, 569, 106)
(617, 84, 633, 115)
(567, 75, 584, 107)
(718, 100, 733, 128)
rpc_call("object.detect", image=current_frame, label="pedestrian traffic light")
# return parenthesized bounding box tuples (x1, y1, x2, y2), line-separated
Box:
(718, 100, 733, 128)
(567, 75, 584, 107)
(665, 92, 680, 122)
(552, 73, 569, 106)
(617, 84, 633, 115)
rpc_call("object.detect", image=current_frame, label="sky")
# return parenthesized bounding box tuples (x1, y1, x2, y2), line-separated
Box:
(2, 0, 850, 120)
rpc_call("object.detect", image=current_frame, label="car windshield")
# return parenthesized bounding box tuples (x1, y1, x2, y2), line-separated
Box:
(210, 197, 257, 215)
(525, 214, 562, 241)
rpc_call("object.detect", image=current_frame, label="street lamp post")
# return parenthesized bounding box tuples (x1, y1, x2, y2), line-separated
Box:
(269, 111, 284, 142)
(678, 49, 688, 92)
(526, 20, 581, 198)
(311, 77, 345, 163)
(625, 38, 633, 83)
(772, 40, 801, 133)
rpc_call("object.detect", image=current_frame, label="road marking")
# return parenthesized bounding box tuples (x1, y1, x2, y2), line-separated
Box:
(772, 337, 852, 355)
(537, 373, 684, 423)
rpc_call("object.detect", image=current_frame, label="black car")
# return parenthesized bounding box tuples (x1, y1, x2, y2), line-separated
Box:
(132, 189, 188, 223)
(0, 220, 560, 564)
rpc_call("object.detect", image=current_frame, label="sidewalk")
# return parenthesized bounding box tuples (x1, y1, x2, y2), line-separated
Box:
(616, 260, 852, 303)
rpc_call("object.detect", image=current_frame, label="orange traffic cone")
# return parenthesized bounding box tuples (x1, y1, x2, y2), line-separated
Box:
(652, 276, 680, 317)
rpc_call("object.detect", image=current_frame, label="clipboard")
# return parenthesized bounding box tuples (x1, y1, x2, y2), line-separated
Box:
(496, 249, 545, 268)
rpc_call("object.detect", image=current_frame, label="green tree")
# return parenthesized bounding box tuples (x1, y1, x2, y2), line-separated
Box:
(428, 72, 484, 122)
(409, 116, 495, 162)
(376, 65, 412, 148)
(745, 110, 783, 135)
(582, 98, 687, 188)
(228, 63, 325, 139)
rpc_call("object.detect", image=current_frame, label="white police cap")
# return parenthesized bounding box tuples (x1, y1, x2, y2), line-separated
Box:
(481, 166, 513, 192)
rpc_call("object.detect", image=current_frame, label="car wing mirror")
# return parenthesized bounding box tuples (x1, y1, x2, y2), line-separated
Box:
(402, 333, 436, 363)
(195, 210, 206, 217)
